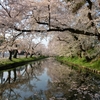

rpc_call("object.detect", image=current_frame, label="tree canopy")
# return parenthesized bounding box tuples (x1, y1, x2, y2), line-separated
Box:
(0, 0, 100, 59)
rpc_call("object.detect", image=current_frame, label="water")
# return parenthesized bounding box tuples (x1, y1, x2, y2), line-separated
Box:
(0, 58, 100, 100)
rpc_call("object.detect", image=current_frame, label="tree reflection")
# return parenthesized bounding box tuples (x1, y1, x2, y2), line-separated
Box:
(0, 58, 100, 100)
(44, 60, 100, 100)
(0, 60, 44, 100)
(0, 72, 3, 84)
(13, 69, 17, 82)
(24, 90, 45, 100)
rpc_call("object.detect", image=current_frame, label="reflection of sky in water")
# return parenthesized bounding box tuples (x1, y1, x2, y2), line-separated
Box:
(31, 68, 51, 90)
(1, 59, 100, 100)
(1, 67, 51, 100)
(0, 65, 30, 83)
(0, 71, 14, 83)
(0, 72, 8, 83)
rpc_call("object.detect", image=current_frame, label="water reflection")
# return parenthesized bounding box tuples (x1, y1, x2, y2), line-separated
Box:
(0, 58, 100, 100)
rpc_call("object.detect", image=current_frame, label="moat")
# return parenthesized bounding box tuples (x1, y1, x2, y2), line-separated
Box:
(0, 58, 100, 100)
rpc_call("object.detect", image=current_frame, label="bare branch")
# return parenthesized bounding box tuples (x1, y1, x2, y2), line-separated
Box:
(57, 36, 69, 43)
(0, 2, 12, 18)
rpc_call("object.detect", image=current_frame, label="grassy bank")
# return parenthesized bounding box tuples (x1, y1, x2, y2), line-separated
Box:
(0, 56, 47, 70)
(56, 56, 100, 74)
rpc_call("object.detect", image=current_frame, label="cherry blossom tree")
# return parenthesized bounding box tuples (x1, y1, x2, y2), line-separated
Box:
(0, 0, 100, 59)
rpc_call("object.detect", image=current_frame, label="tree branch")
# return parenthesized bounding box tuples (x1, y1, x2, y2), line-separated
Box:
(86, 0, 92, 9)
(57, 36, 69, 43)
(48, 28, 98, 36)
(1, 21, 98, 37)
(0, 2, 12, 18)
(86, 0, 100, 40)
(13, 25, 98, 36)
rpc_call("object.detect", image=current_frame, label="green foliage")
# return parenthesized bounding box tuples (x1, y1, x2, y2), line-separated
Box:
(87, 48, 97, 54)
(91, 60, 100, 70)
(56, 56, 100, 71)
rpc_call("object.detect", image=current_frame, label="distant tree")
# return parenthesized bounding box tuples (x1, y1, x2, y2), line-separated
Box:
(17, 34, 41, 58)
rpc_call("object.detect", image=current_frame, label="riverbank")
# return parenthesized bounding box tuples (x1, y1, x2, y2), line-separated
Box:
(0, 56, 47, 71)
(56, 56, 100, 75)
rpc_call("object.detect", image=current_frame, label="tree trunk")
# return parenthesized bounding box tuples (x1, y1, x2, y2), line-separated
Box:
(30, 54, 33, 57)
(9, 50, 13, 60)
(85, 55, 91, 62)
(2, 51, 4, 58)
(13, 49, 18, 58)
(25, 52, 28, 58)
(77, 51, 82, 58)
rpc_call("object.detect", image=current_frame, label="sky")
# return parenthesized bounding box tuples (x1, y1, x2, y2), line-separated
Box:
(33, 36, 51, 48)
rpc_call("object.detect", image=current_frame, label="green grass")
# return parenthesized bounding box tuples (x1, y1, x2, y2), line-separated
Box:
(56, 56, 100, 71)
(0, 56, 47, 69)
(0, 57, 33, 66)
